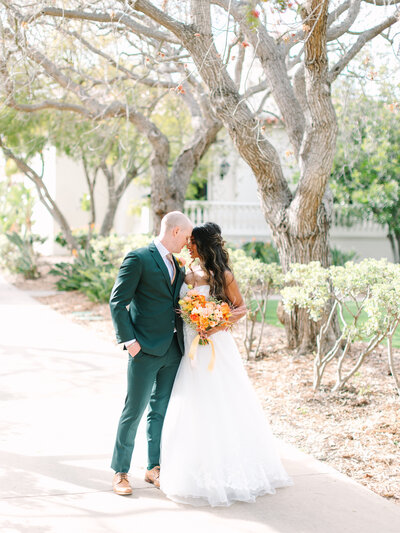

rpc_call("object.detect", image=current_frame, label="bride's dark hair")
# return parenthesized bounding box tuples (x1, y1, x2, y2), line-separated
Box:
(191, 222, 232, 303)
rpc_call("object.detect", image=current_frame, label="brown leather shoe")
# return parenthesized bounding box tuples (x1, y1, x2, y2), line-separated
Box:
(113, 472, 132, 495)
(144, 466, 160, 488)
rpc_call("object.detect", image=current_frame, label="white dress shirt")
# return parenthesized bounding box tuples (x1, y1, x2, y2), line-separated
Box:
(124, 238, 174, 348)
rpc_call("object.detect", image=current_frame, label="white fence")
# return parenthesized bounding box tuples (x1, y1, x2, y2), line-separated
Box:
(183, 201, 392, 260)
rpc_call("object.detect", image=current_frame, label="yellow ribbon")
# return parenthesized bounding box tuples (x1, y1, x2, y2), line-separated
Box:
(188, 334, 216, 371)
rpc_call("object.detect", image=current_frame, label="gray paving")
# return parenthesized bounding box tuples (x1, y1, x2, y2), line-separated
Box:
(1, 274, 400, 533)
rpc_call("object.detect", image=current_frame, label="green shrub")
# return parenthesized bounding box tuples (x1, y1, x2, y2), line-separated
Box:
(230, 248, 283, 358)
(50, 233, 153, 303)
(242, 240, 280, 264)
(0, 181, 44, 279)
(55, 228, 98, 250)
(281, 258, 400, 394)
(2, 231, 45, 279)
(243, 240, 358, 267)
(330, 246, 358, 266)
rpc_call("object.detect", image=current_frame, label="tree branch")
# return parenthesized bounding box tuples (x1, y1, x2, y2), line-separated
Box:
(19, 4, 180, 44)
(211, 0, 305, 158)
(329, 11, 400, 81)
(61, 28, 176, 90)
(327, 0, 361, 41)
(121, 0, 189, 41)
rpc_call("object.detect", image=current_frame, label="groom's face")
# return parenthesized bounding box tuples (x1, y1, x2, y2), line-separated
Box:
(171, 224, 193, 253)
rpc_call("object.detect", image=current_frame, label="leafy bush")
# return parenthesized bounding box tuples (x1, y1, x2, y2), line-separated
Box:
(0, 180, 44, 278)
(4, 231, 45, 279)
(243, 240, 357, 267)
(230, 249, 282, 358)
(242, 240, 280, 264)
(330, 246, 358, 266)
(55, 228, 98, 250)
(50, 233, 153, 302)
(281, 259, 400, 394)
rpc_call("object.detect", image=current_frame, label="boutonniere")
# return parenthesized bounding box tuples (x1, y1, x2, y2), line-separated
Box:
(175, 256, 186, 269)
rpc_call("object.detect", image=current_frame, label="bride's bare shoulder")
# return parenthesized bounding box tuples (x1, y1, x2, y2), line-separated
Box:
(184, 270, 196, 285)
(185, 266, 207, 286)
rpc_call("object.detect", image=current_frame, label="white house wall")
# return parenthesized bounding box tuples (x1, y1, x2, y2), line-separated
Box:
(30, 148, 148, 254)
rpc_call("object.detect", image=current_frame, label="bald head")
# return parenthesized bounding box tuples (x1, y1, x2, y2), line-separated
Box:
(160, 211, 192, 233)
(158, 211, 193, 254)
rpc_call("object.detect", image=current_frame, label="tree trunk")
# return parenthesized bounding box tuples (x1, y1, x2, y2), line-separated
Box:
(99, 162, 139, 236)
(394, 230, 400, 264)
(100, 198, 119, 236)
(274, 199, 337, 353)
(150, 117, 222, 233)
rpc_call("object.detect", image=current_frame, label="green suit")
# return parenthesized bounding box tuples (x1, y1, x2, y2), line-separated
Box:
(110, 241, 185, 473)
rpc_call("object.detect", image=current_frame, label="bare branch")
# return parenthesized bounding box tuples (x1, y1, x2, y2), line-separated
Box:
(363, 0, 400, 5)
(234, 40, 245, 88)
(327, 1, 352, 26)
(61, 28, 176, 89)
(18, 4, 180, 44)
(329, 11, 400, 81)
(121, 0, 189, 41)
(243, 81, 270, 99)
(211, 0, 305, 157)
(327, 0, 361, 41)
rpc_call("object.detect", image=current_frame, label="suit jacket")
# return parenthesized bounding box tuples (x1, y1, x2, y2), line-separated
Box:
(109, 241, 185, 356)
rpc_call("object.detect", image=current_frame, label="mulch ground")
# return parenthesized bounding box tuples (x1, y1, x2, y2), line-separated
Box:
(5, 258, 400, 505)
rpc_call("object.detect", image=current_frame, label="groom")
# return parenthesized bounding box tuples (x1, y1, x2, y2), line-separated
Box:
(109, 211, 193, 495)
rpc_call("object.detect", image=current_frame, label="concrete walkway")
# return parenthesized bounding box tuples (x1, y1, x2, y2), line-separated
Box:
(1, 275, 400, 533)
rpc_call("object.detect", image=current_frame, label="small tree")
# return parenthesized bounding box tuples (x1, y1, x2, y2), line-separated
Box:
(282, 259, 400, 395)
(231, 249, 283, 359)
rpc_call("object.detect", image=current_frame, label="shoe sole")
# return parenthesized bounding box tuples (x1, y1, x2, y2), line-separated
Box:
(113, 487, 132, 495)
(144, 477, 160, 489)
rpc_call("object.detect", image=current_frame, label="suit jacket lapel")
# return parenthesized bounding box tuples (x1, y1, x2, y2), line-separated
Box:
(149, 242, 173, 293)
(173, 259, 185, 299)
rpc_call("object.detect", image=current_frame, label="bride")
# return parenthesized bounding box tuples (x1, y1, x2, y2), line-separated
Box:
(160, 222, 293, 507)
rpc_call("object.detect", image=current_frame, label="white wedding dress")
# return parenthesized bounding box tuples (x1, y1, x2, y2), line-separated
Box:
(159, 283, 293, 507)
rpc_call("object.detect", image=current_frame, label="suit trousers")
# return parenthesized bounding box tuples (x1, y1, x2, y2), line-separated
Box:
(111, 333, 181, 473)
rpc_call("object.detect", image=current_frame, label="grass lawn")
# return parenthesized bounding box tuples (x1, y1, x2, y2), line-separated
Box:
(264, 299, 400, 349)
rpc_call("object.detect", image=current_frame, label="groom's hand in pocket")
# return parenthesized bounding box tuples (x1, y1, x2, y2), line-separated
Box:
(127, 341, 141, 358)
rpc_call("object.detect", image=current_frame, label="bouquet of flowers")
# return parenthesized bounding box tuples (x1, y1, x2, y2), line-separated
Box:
(179, 286, 232, 342)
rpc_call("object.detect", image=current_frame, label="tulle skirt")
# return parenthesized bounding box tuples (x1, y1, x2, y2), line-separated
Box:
(160, 328, 293, 507)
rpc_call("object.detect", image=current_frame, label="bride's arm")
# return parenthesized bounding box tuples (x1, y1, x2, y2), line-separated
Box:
(223, 271, 247, 324)
(207, 271, 247, 336)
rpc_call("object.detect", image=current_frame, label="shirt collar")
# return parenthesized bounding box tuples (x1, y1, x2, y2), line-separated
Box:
(154, 237, 171, 258)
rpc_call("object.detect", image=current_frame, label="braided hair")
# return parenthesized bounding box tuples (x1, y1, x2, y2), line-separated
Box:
(191, 222, 232, 303)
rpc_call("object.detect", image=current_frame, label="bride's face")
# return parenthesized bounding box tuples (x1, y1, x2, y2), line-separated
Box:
(187, 236, 200, 259)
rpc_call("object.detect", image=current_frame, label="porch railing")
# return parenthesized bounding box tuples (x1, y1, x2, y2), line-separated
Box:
(183, 200, 387, 241)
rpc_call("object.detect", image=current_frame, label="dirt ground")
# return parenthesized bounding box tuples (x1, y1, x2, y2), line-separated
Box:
(5, 258, 400, 505)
